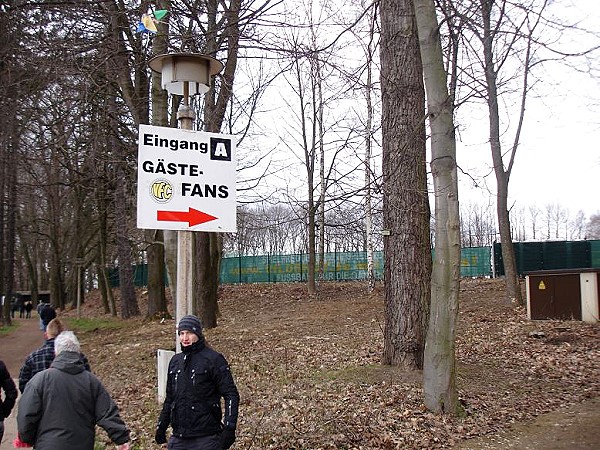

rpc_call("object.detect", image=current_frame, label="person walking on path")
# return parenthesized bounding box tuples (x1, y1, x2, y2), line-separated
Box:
(0, 315, 51, 448)
(155, 315, 240, 449)
(18, 318, 90, 393)
(17, 331, 130, 450)
(37, 303, 56, 332)
(24, 302, 32, 319)
(0, 360, 17, 445)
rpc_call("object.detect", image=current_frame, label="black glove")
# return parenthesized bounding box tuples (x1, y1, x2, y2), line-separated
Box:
(155, 427, 167, 445)
(220, 427, 236, 449)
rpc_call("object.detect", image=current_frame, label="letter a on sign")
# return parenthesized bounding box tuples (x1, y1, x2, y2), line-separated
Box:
(210, 138, 231, 161)
(215, 143, 228, 157)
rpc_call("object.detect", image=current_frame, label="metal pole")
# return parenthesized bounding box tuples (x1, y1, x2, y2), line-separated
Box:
(175, 81, 195, 353)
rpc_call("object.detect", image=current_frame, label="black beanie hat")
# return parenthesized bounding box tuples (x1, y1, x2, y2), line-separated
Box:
(177, 315, 203, 339)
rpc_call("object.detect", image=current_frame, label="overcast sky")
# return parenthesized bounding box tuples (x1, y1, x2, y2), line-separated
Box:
(455, 0, 599, 219)
(240, 0, 599, 225)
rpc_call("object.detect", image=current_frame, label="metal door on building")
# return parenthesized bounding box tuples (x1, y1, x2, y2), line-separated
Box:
(528, 273, 582, 320)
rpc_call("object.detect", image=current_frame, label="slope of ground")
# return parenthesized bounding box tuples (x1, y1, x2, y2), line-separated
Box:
(6, 279, 600, 449)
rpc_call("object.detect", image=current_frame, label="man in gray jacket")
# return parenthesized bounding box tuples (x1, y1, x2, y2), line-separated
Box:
(17, 331, 130, 450)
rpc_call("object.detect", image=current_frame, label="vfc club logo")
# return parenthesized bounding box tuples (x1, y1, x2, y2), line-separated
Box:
(150, 179, 173, 203)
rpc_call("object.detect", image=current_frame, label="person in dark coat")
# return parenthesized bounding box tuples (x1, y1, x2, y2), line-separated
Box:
(155, 315, 240, 449)
(17, 331, 130, 450)
(38, 303, 56, 331)
(18, 318, 90, 393)
(24, 301, 33, 318)
(0, 359, 18, 445)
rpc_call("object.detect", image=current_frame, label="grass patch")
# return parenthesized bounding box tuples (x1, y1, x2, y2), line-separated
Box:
(67, 317, 125, 333)
(0, 322, 18, 336)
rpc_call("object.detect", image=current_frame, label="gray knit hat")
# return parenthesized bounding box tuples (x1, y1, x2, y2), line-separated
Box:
(177, 315, 203, 339)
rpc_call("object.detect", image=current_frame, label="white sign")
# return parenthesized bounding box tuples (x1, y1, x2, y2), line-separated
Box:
(137, 124, 237, 232)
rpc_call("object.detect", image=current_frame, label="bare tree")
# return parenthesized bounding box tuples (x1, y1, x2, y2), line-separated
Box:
(543, 203, 568, 240)
(194, 0, 243, 327)
(147, 0, 170, 318)
(460, 202, 496, 247)
(380, 0, 432, 369)
(354, 3, 379, 292)
(414, 0, 462, 415)
(586, 214, 600, 239)
(569, 210, 586, 240)
(272, 1, 362, 295)
(528, 205, 540, 240)
(285, 43, 320, 294)
(479, 0, 533, 304)
(442, 0, 598, 303)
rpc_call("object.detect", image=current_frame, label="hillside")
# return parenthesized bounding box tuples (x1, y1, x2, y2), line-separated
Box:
(63, 279, 599, 449)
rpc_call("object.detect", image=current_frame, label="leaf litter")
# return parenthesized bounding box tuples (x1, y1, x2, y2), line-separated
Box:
(63, 278, 599, 449)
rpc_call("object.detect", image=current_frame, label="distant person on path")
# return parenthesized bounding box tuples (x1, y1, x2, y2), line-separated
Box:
(25, 301, 33, 318)
(18, 318, 90, 393)
(36, 301, 48, 330)
(38, 302, 56, 331)
(0, 359, 17, 445)
(10, 298, 22, 319)
(155, 315, 240, 449)
(17, 331, 130, 450)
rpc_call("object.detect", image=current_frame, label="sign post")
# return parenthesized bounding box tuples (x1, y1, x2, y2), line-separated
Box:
(142, 55, 228, 399)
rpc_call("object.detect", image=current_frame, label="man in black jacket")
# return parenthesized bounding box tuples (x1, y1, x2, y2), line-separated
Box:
(155, 315, 240, 449)
(0, 359, 17, 445)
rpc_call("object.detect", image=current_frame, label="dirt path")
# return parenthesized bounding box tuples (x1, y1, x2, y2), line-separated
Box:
(0, 317, 46, 450)
(452, 396, 600, 449)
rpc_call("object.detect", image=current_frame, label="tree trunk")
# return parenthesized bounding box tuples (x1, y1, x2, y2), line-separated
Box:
(364, 6, 376, 293)
(307, 197, 317, 294)
(109, 93, 139, 319)
(0, 131, 6, 325)
(414, 0, 462, 415)
(497, 183, 521, 304)
(481, 0, 522, 305)
(194, 232, 221, 328)
(3, 122, 17, 324)
(49, 245, 65, 310)
(147, 229, 168, 317)
(194, 0, 242, 326)
(380, 0, 431, 369)
(114, 170, 139, 320)
(97, 189, 115, 315)
(317, 61, 325, 283)
(145, 0, 170, 319)
(97, 263, 110, 315)
(164, 230, 178, 313)
(22, 243, 39, 308)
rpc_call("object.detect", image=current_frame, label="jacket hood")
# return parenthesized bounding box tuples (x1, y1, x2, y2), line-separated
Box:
(50, 351, 86, 375)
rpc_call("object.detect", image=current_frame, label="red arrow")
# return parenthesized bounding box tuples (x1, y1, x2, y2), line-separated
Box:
(157, 208, 218, 227)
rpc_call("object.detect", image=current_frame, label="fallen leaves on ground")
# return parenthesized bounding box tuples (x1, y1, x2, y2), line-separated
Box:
(64, 279, 599, 449)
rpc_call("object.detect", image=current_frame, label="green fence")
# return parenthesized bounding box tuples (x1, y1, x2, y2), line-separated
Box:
(493, 240, 600, 276)
(109, 241, 600, 287)
(109, 246, 492, 287)
(460, 247, 491, 277)
(220, 251, 386, 284)
(592, 241, 600, 268)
